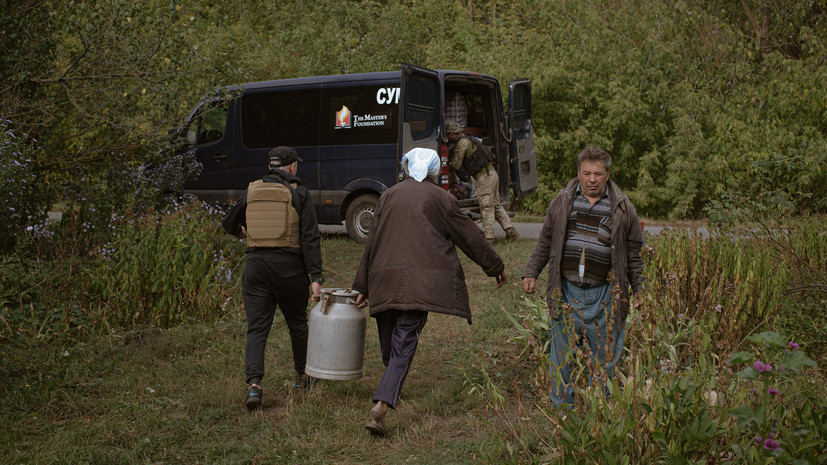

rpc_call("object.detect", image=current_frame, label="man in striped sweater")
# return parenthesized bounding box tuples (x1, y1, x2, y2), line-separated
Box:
(521, 145, 645, 408)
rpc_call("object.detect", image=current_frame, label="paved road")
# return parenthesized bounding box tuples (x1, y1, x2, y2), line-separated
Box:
(321, 221, 679, 239)
(50, 211, 693, 240)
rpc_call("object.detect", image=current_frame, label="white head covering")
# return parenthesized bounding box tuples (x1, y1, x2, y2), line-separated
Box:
(401, 148, 441, 182)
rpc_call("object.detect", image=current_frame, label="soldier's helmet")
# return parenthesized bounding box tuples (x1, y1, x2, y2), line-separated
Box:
(446, 121, 463, 134)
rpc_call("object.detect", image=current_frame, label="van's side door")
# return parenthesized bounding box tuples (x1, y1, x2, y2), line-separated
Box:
(508, 79, 538, 196)
(399, 64, 441, 160)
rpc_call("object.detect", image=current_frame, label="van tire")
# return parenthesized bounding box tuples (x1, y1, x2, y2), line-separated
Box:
(345, 194, 379, 243)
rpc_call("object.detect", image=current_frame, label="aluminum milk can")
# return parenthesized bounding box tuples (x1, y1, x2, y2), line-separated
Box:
(305, 289, 367, 380)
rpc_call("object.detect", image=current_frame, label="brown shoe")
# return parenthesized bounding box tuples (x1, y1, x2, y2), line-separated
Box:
(365, 401, 388, 437)
(506, 227, 520, 241)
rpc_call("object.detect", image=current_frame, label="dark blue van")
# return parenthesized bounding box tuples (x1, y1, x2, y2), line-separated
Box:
(174, 63, 537, 242)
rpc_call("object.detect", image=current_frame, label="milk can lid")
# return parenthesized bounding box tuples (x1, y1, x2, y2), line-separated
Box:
(320, 288, 359, 298)
(331, 289, 359, 297)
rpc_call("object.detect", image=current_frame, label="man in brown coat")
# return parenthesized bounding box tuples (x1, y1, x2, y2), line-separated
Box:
(522, 145, 644, 408)
(353, 148, 507, 437)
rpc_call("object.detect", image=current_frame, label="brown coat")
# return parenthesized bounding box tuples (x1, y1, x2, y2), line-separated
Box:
(522, 178, 645, 323)
(352, 178, 504, 323)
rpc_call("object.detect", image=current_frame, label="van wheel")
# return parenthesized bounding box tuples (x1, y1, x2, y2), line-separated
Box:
(345, 195, 378, 243)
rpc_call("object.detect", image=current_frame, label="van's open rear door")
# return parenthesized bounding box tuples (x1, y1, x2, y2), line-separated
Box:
(399, 63, 440, 160)
(508, 79, 538, 196)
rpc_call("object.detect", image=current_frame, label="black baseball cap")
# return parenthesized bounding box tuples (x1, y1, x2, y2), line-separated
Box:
(268, 146, 303, 167)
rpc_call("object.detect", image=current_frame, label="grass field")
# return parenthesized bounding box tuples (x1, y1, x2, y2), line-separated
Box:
(1, 235, 542, 464)
(3, 217, 825, 464)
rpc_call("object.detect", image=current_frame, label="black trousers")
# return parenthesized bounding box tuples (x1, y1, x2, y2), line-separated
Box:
(372, 309, 428, 408)
(242, 256, 309, 385)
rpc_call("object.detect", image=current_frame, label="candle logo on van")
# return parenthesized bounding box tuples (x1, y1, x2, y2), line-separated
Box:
(335, 105, 352, 129)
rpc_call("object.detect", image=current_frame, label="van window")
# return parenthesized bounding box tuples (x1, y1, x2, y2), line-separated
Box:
(510, 85, 530, 130)
(241, 89, 321, 148)
(186, 101, 229, 147)
(320, 85, 399, 145)
(404, 74, 439, 140)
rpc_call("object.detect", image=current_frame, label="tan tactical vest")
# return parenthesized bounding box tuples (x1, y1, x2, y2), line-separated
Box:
(245, 179, 301, 247)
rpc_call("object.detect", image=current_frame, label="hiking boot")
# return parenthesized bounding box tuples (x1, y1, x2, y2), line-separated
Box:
(294, 373, 318, 389)
(506, 227, 520, 241)
(245, 384, 263, 410)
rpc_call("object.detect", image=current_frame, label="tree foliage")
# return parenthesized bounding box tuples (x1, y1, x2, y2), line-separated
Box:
(1, 0, 825, 219)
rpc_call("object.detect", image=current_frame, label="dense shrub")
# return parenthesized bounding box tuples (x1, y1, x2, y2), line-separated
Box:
(0, 121, 52, 253)
(0, 200, 242, 340)
(502, 215, 826, 463)
(88, 200, 242, 328)
(496, 1, 827, 219)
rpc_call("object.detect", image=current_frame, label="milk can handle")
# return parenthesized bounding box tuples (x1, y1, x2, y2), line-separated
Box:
(320, 290, 333, 314)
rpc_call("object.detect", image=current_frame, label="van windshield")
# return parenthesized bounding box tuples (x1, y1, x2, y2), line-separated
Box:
(185, 100, 229, 147)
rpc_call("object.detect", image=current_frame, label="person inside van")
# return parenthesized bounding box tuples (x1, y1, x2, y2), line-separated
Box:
(445, 91, 467, 128)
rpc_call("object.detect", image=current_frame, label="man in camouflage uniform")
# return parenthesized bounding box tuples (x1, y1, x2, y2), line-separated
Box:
(446, 121, 519, 241)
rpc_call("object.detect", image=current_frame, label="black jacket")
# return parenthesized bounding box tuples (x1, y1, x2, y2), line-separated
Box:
(221, 169, 323, 282)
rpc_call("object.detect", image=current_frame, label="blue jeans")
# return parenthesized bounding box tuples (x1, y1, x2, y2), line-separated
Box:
(548, 279, 626, 407)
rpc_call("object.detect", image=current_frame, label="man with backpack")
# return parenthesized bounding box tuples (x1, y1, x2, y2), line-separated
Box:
(221, 146, 324, 410)
(446, 121, 519, 242)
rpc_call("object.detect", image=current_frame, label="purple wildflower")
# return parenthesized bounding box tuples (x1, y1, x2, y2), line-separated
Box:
(788, 342, 800, 350)
(753, 361, 773, 373)
(763, 438, 781, 450)
(768, 387, 781, 396)
(754, 435, 762, 444)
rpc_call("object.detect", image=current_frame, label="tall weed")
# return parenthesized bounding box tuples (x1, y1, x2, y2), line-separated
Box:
(89, 200, 242, 328)
(644, 228, 789, 356)
(500, 218, 825, 463)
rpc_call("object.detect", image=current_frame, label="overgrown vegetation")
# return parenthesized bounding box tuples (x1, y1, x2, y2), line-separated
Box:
(2, 202, 825, 463)
(2, 0, 826, 462)
(1, 0, 826, 227)
(496, 217, 826, 464)
(0, 121, 51, 253)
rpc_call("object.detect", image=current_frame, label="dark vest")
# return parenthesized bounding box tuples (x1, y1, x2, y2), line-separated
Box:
(459, 136, 495, 179)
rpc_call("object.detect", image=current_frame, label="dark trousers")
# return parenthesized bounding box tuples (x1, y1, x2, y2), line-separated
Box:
(372, 309, 428, 408)
(242, 256, 309, 385)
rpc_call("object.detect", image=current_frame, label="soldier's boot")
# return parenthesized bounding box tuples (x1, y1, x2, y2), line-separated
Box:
(506, 227, 520, 241)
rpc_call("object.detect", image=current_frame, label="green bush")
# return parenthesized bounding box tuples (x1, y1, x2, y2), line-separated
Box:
(1, 200, 243, 341)
(727, 331, 823, 463)
(502, 215, 826, 463)
(0, 122, 52, 253)
(89, 200, 242, 328)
